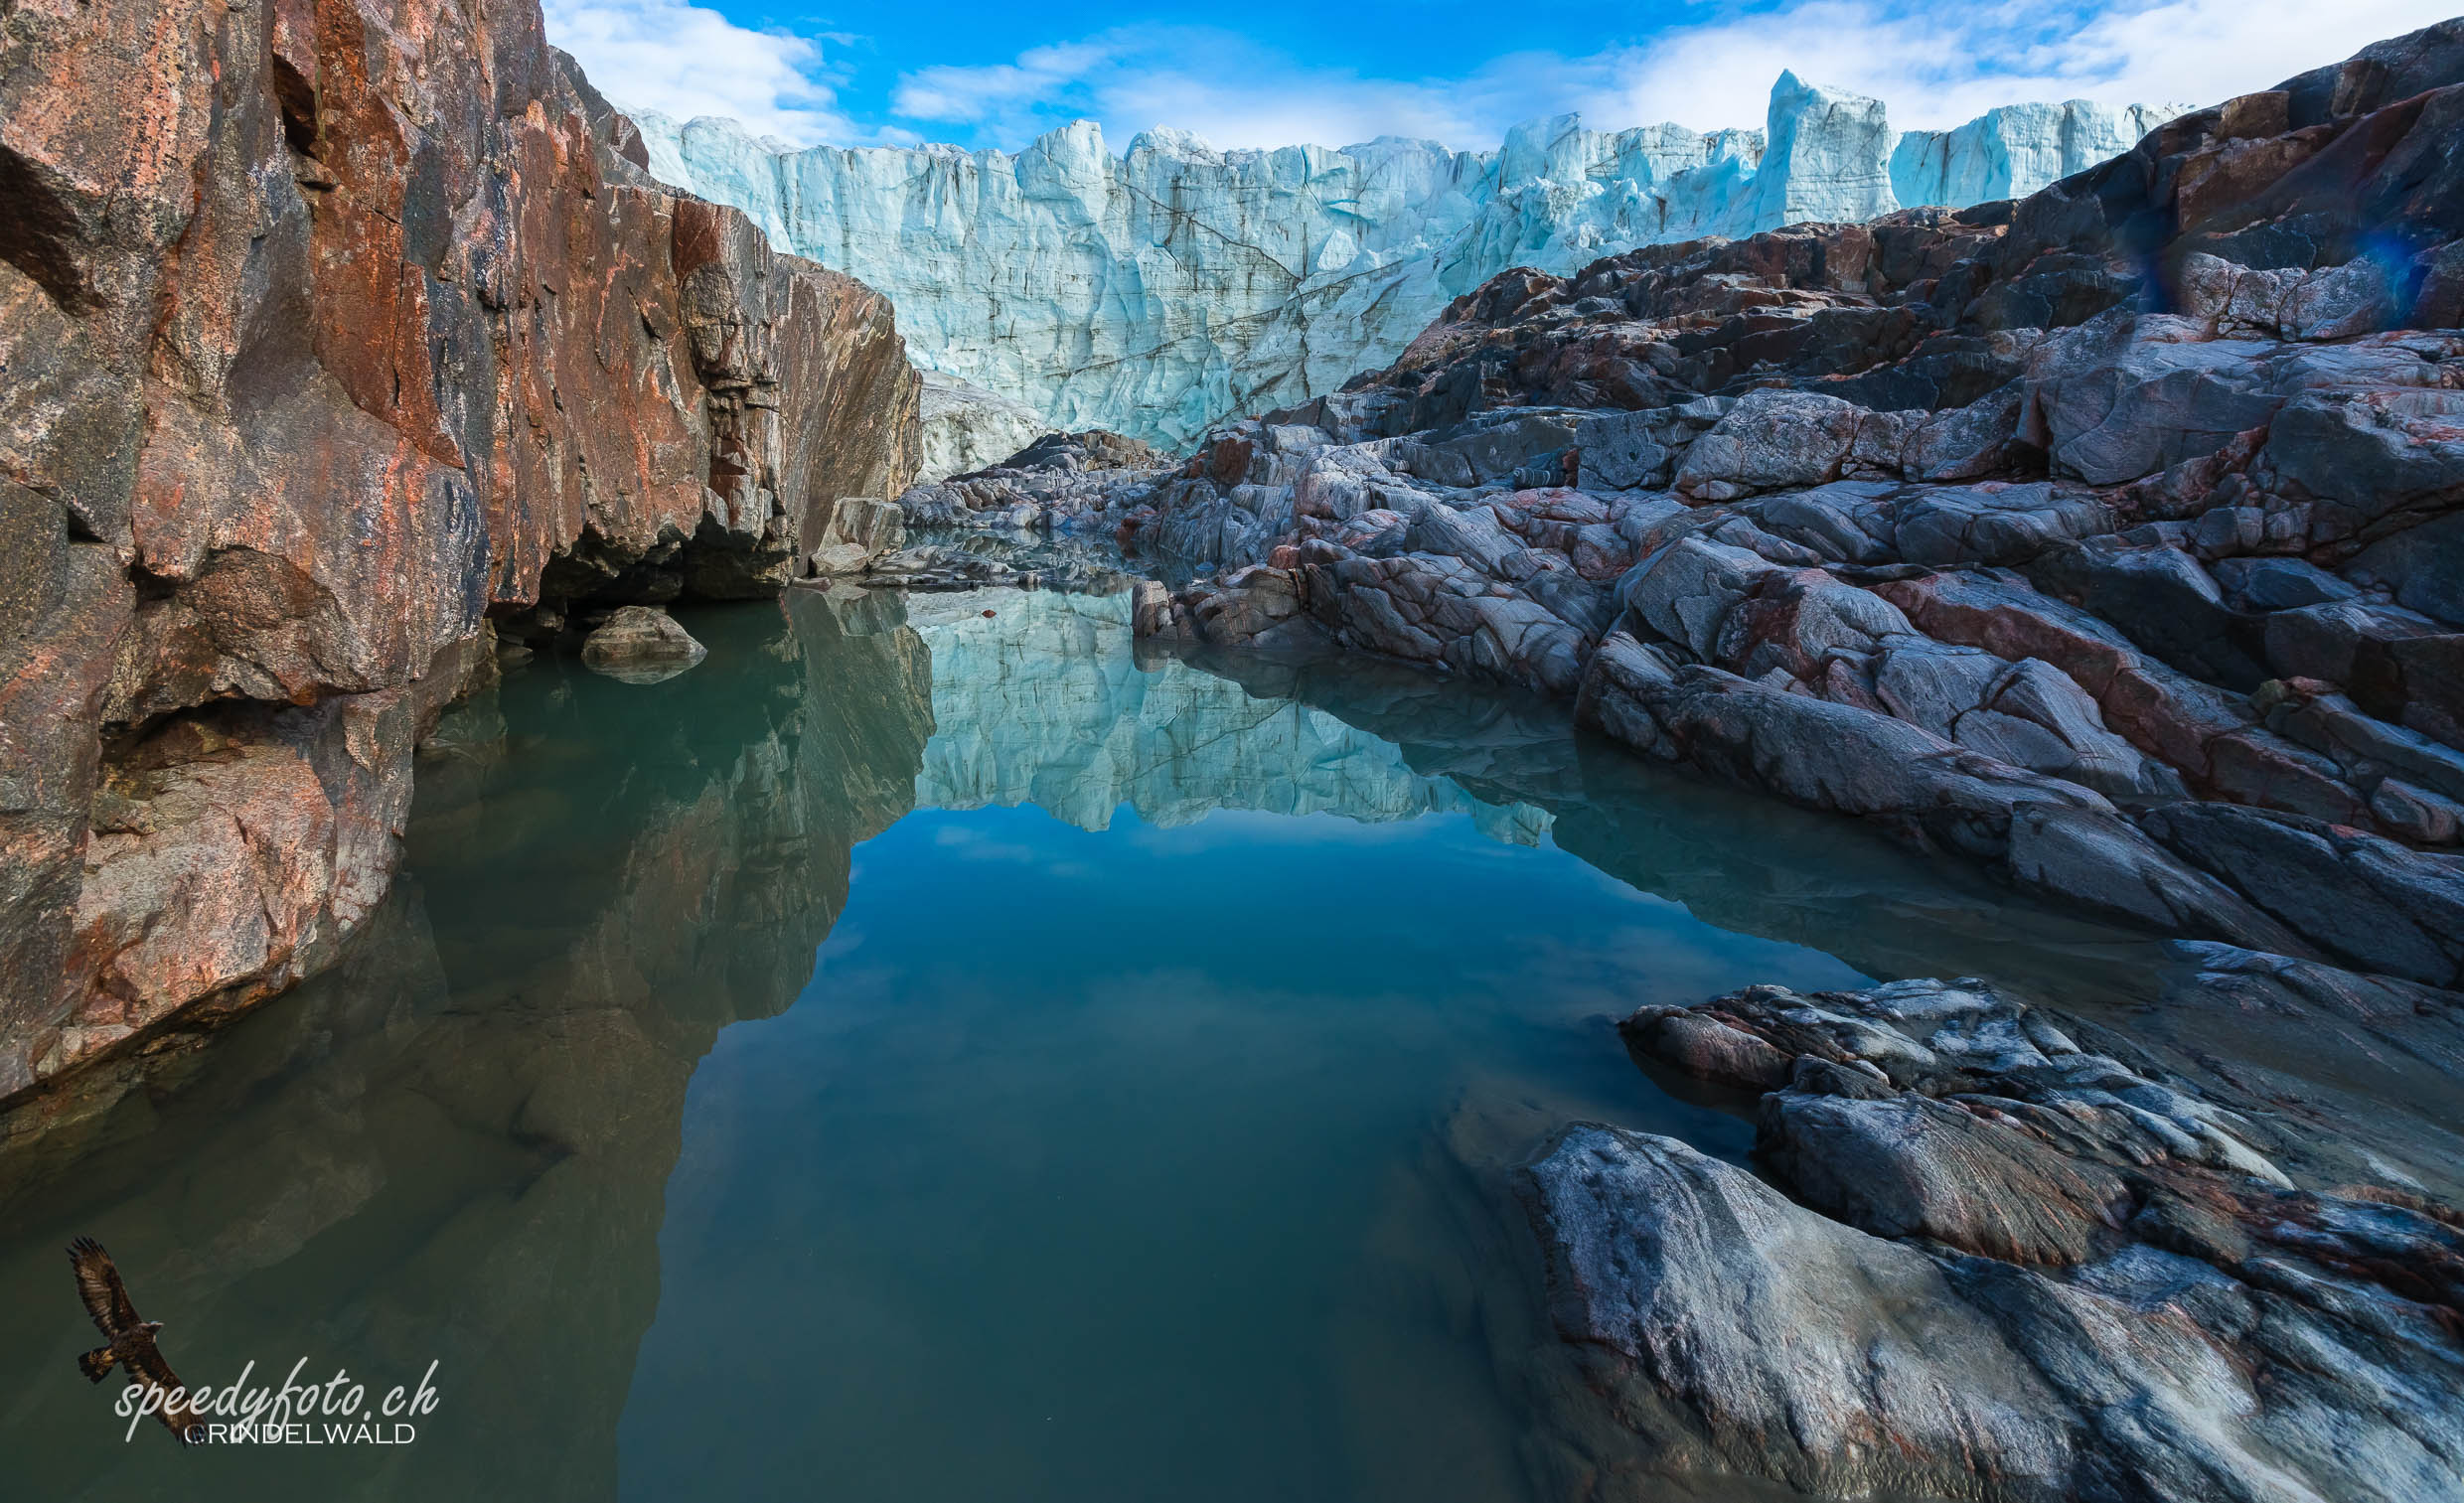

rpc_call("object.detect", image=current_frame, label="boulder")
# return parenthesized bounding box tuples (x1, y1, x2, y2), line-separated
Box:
(1673, 390, 1867, 500)
(810, 496, 908, 574)
(579, 607, 708, 683)
(1531, 1127, 2081, 1500)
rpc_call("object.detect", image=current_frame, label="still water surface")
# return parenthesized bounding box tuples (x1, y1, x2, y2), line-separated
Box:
(0, 587, 2164, 1501)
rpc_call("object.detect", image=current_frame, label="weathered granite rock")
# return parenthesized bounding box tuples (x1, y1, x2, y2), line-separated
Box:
(1547, 974, 2464, 1501)
(0, 0, 919, 1097)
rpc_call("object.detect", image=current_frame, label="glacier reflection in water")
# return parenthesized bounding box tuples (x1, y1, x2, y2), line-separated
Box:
(0, 584, 2167, 1503)
(907, 589, 1552, 842)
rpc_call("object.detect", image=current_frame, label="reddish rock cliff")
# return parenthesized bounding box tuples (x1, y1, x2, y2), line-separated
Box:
(0, 0, 920, 1098)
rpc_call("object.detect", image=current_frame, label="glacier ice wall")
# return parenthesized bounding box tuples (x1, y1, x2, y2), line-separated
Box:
(1890, 99, 2181, 209)
(918, 372, 1048, 482)
(634, 75, 2177, 448)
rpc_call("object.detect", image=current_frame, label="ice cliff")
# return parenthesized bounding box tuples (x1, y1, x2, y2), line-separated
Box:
(636, 76, 2176, 448)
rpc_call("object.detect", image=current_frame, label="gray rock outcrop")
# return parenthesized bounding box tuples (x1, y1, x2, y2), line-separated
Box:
(1096, 21, 2464, 962)
(1532, 974, 2464, 1501)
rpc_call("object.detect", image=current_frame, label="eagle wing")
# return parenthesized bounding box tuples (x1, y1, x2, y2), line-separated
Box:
(121, 1341, 204, 1442)
(67, 1238, 141, 1336)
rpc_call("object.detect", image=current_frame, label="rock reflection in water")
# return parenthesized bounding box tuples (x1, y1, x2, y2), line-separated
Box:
(914, 587, 2168, 1007)
(0, 597, 931, 1502)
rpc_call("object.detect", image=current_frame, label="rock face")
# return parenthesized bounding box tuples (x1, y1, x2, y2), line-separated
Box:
(0, 0, 920, 1099)
(1534, 975, 2464, 1501)
(1113, 20, 2464, 964)
(635, 81, 2175, 445)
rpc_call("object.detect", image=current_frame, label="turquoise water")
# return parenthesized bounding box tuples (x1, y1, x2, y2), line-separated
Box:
(0, 587, 2163, 1501)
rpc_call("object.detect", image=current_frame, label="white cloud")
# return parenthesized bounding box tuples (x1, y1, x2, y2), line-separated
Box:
(546, 0, 2461, 154)
(541, 0, 864, 145)
(1563, 0, 2464, 132)
(888, 26, 1505, 151)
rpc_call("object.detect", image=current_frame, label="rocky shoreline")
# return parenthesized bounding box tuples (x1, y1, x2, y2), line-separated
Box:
(1116, 25, 2464, 964)
(876, 23, 2464, 978)
(1537, 975, 2464, 1501)
(858, 23, 2464, 1497)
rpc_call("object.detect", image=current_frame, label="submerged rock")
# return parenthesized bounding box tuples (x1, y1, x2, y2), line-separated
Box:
(579, 608, 709, 683)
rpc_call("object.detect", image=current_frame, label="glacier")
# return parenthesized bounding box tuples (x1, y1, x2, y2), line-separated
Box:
(633, 76, 2177, 449)
(917, 372, 1049, 481)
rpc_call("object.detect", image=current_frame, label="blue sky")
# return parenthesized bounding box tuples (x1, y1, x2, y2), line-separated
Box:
(542, 0, 2451, 152)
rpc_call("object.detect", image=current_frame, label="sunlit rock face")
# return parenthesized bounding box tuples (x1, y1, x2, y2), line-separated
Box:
(633, 79, 2175, 446)
(906, 590, 1550, 840)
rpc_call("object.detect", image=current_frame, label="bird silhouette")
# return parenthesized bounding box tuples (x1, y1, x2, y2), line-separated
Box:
(68, 1238, 204, 1444)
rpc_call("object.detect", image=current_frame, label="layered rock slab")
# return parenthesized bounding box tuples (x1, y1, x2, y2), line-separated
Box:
(1533, 974, 2464, 1502)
